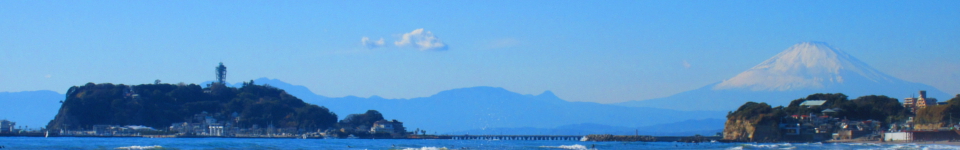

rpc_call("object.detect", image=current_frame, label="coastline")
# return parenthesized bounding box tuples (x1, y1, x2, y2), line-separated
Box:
(2, 134, 721, 142)
(826, 140, 960, 146)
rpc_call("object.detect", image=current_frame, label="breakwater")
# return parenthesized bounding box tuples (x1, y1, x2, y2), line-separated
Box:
(582, 134, 656, 142)
(446, 135, 582, 141)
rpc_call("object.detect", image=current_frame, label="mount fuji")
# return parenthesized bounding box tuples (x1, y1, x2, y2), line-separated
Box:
(618, 42, 952, 111)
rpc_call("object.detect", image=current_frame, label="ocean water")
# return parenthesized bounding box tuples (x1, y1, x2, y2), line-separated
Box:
(2, 137, 960, 150)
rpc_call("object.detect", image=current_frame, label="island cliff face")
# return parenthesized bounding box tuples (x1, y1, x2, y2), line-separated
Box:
(722, 115, 780, 142)
(47, 82, 338, 131)
(721, 93, 918, 142)
(721, 102, 782, 142)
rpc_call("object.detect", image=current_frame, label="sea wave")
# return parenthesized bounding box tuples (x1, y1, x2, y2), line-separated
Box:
(115, 145, 163, 150)
(540, 144, 591, 150)
(730, 143, 796, 149)
(882, 143, 921, 149)
(725, 146, 743, 150)
(922, 144, 960, 149)
(402, 147, 448, 150)
(842, 142, 882, 146)
(848, 143, 960, 150)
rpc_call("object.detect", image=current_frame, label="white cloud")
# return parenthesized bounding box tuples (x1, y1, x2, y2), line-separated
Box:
(361, 37, 386, 48)
(682, 60, 691, 69)
(394, 28, 448, 51)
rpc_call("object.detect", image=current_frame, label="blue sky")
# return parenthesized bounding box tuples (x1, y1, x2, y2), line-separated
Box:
(1, 1, 958, 103)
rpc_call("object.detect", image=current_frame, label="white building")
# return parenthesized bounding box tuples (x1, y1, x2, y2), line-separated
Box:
(209, 125, 224, 136)
(884, 132, 912, 142)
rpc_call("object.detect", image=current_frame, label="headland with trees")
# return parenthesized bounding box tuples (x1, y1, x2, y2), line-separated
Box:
(723, 92, 960, 142)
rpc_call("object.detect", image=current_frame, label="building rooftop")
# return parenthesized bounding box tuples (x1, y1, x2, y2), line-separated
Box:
(800, 100, 827, 107)
(821, 108, 838, 113)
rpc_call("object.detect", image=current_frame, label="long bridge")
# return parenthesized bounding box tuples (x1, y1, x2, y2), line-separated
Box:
(444, 135, 584, 141)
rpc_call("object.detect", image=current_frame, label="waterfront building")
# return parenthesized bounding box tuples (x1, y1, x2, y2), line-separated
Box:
(209, 125, 224, 136)
(0, 119, 14, 133)
(79, 125, 155, 136)
(370, 120, 396, 133)
(370, 119, 407, 138)
(93, 125, 111, 135)
(779, 114, 836, 141)
(168, 111, 241, 136)
(903, 90, 938, 113)
(903, 97, 916, 111)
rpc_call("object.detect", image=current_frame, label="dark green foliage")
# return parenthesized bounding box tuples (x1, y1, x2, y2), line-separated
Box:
(730, 93, 911, 129)
(783, 93, 849, 115)
(339, 110, 385, 128)
(779, 93, 909, 128)
(727, 102, 784, 121)
(327, 110, 392, 138)
(48, 82, 338, 131)
(846, 95, 909, 123)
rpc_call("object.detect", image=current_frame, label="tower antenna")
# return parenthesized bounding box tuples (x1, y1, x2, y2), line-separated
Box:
(216, 62, 227, 85)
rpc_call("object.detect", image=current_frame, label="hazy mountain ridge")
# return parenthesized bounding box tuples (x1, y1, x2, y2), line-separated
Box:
(235, 78, 725, 134)
(0, 90, 63, 129)
(307, 86, 725, 133)
(619, 42, 952, 111)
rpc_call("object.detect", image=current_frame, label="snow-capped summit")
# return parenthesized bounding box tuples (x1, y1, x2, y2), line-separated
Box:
(713, 42, 896, 91)
(617, 42, 950, 111)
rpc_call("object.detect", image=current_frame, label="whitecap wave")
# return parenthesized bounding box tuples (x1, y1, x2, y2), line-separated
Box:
(885, 143, 921, 149)
(115, 145, 163, 150)
(843, 142, 882, 146)
(729, 143, 798, 149)
(539, 144, 590, 150)
(919, 144, 960, 150)
(402, 147, 448, 150)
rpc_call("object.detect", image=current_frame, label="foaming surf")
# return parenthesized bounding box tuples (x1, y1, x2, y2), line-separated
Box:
(402, 147, 449, 150)
(880, 143, 960, 150)
(726, 143, 798, 149)
(540, 144, 593, 150)
(922, 144, 960, 149)
(115, 145, 163, 150)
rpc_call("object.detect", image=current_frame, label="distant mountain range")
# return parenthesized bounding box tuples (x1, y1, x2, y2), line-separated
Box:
(236, 78, 725, 134)
(617, 42, 952, 111)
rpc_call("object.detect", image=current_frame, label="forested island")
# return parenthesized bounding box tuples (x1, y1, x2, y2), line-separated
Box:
(44, 81, 408, 138)
(723, 92, 960, 142)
